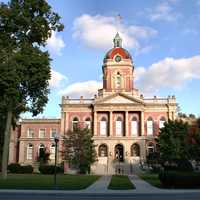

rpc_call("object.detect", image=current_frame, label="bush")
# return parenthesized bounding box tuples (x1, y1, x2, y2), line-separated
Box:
(39, 165, 64, 174)
(8, 163, 21, 173)
(20, 165, 33, 174)
(163, 160, 193, 172)
(8, 163, 33, 174)
(159, 170, 200, 188)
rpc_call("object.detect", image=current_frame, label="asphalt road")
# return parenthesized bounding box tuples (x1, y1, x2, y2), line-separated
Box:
(0, 193, 200, 200)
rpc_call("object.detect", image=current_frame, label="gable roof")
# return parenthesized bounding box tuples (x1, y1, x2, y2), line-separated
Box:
(94, 93, 144, 105)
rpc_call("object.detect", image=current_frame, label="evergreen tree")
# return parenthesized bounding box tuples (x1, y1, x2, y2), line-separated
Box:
(157, 120, 190, 163)
(63, 128, 97, 174)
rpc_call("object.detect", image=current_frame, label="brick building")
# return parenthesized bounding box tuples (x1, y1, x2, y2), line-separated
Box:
(9, 33, 177, 174)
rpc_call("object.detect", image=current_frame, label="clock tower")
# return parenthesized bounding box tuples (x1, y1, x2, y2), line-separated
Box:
(99, 33, 135, 97)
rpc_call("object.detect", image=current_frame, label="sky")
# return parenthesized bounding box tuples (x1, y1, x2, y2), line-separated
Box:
(2, 0, 200, 118)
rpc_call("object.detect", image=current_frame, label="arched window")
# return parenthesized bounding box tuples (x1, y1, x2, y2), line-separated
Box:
(72, 117, 79, 131)
(98, 144, 108, 157)
(131, 117, 138, 136)
(131, 143, 140, 157)
(147, 143, 155, 155)
(38, 144, 45, 158)
(116, 116, 123, 136)
(100, 117, 107, 136)
(85, 117, 91, 129)
(116, 72, 121, 89)
(27, 144, 33, 160)
(159, 116, 166, 129)
(147, 117, 153, 135)
(50, 144, 55, 160)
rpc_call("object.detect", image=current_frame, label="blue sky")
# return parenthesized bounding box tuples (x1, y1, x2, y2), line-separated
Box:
(2, 0, 200, 117)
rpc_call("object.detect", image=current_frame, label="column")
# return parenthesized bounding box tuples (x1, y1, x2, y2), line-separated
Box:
(141, 111, 144, 136)
(109, 111, 113, 136)
(125, 111, 129, 136)
(93, 111, 97, 136)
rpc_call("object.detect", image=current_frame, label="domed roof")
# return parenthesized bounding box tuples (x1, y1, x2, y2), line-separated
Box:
(104, 32, 132, 61)
(104, 47, 132, 60)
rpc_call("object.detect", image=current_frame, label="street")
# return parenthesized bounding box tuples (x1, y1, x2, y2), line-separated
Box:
(0, 193, 200, 200)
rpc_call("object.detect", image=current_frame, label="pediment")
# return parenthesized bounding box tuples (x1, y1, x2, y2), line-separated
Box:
(95, 93, 144, 105)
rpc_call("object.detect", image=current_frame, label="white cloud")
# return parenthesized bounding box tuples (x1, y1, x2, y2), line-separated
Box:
(148, 1, 180, 22)
(59, 80, 102, 98)
(49, 69, 67, 88)
(73, 14, 157, 53)
(135, 55, 200, 94)
(47, 31, 65, 56)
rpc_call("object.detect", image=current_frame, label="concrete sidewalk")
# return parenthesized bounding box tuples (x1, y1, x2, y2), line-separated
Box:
(83, 175, 112, 193)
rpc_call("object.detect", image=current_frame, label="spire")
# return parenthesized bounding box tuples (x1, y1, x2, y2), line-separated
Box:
(113, 32, 122, 48)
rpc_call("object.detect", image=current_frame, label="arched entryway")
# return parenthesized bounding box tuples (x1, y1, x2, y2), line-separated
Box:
(115, 144, 124, 162)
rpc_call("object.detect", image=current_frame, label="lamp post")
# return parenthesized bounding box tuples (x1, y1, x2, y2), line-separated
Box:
(54, 133, 59, 189)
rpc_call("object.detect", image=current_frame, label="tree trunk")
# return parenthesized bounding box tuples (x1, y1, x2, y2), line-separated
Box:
(1, 109, 12, 179)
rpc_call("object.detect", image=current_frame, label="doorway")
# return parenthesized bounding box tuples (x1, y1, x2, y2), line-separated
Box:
(115, 144, 124, 162)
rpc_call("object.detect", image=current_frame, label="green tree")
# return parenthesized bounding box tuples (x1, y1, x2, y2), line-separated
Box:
(187, 131, 200, 162)
(0, 0, 63, 179)
(157, 120, 190, 164)
(63, 128, 97, 174)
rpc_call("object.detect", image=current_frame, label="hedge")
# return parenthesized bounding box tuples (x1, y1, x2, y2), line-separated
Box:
(39, 165, 64, 174)
(159, 170, 200, 188)
(8, 163, 33, 174)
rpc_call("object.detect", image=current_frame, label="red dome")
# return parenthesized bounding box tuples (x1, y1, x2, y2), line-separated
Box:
(104, 47, 132, 60)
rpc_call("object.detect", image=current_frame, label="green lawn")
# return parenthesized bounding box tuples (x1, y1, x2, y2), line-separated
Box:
(108, 175, 135, 190)
(139, 172, 161, 188)
(0, 174, 100, 190)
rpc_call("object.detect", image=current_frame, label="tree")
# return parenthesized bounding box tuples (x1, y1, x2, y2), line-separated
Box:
(189, 114, 196, 119)
(187, 131, 200, 162)
(63, 128, 97, 174)
(0, 0, 63, 179)
(157, 120, 190, 164)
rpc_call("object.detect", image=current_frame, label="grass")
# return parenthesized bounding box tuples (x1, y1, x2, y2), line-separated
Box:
(108, 175, 135, 190)
(139, 172, 161, 188)
(0, 173, 100, 190)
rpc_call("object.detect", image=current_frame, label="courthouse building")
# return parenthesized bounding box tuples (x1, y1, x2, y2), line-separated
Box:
(9, 33, 177, 174)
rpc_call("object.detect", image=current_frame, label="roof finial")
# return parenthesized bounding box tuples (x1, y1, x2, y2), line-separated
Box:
(113, 32, 122, 48)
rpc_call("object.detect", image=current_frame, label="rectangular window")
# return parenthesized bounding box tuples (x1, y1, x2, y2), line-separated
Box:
(39, 129, 45, 138)
(116, 121, 122, 136)
(100, 121, 107, 136)
(147, 121, 153, 135)
(159, 121, 165, 129)
(27, 128, 34, 138)
(51, 129, 57, 138)
(131, 121, 138, 136)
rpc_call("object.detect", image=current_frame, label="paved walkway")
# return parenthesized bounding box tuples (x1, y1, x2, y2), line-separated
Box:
(84, 175, 112, 193)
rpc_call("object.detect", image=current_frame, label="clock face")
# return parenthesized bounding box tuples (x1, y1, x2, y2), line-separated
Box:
(115, 55, 121, 62)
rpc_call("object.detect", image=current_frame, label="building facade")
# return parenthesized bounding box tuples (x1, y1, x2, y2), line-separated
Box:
(9, 33, 177, 174)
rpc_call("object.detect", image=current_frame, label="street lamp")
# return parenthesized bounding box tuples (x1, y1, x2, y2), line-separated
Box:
(54, 133, 59, 189)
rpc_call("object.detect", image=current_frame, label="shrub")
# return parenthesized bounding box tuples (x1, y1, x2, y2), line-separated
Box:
(8, 163, 21, 173)
(20, 165, 33, 174)
(8, 163, 33, 174)
(159, 171, 200, 188)
(163, 160, 193, 172)
(39, 165, 64, 174)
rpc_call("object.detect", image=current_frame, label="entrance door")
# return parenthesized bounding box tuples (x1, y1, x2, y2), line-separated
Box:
(115, 144, 124, 162)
